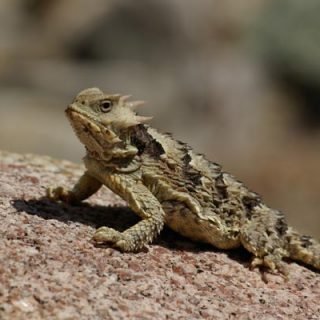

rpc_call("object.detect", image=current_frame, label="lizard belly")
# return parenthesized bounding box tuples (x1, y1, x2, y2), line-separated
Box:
(162, 201, 241, 249)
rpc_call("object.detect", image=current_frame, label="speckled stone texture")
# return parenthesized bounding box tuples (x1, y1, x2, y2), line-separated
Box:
(0, 151, 319, 320)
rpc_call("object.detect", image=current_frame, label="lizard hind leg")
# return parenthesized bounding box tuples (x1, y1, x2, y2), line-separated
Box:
(286, 228, 320, 270)
(240, 204, 290, 274)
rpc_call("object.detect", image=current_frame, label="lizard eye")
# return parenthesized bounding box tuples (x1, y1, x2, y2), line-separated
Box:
(100, 100, 112, 113)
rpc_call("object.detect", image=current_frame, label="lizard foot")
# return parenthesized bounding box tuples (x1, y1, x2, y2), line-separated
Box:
(93, 227, 131, 251)
(250, 255, 288, 277)
(46, 186, 76, 204)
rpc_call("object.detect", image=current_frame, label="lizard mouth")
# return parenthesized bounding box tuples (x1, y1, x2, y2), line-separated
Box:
(66, 105, 102, 135)
(65, 104, 122, 147)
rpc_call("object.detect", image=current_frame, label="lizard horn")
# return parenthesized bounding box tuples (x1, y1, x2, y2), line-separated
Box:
(128, 100, 146, 110)
(135, 115, 153, 124)
(119, 95, 132, 104)
(107, 94, 121, 101)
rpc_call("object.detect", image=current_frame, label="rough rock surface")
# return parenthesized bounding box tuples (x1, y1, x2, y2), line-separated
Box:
(0, 150, 319, 320)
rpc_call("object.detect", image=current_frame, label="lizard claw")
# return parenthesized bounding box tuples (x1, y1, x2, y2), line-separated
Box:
(250, 255, 289, 277)
(93, 227, 130, 251)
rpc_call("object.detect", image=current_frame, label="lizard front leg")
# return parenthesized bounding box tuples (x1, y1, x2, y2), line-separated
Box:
(93, 174, 165, 251)
(47, 171, 102, 203)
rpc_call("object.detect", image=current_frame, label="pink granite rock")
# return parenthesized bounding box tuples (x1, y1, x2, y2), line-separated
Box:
(0, 151, 319, 319)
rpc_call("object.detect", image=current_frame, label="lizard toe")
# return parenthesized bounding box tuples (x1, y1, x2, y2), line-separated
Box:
(250, 255, 288, 277)
(93, 227, 123, 244)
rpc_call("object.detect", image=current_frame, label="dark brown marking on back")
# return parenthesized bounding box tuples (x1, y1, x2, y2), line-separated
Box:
(274, 212, 288, 236)
(131, 125, 165, 158)
(181, 152, 202, 186)
(242, 193, 261, 210)
(300, 235, 314, 248)
(215, 173, 228, 199)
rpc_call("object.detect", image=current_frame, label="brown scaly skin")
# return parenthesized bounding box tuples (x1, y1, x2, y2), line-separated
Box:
(47, 88, 320, 274)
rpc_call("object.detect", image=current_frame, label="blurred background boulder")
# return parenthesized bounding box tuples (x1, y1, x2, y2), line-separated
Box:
(0, 0, 319, 237)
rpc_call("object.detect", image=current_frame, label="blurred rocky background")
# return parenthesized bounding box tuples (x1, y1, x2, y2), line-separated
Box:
(0, 0, 319, 238)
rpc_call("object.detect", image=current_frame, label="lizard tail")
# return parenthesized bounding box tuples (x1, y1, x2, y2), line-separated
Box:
(286, 227, 320, 270)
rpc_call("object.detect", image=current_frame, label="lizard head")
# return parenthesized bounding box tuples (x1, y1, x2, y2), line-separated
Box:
(66, 87, 152, 161)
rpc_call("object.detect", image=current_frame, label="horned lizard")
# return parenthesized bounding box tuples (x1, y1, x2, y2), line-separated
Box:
(47, 88, 320, 274)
